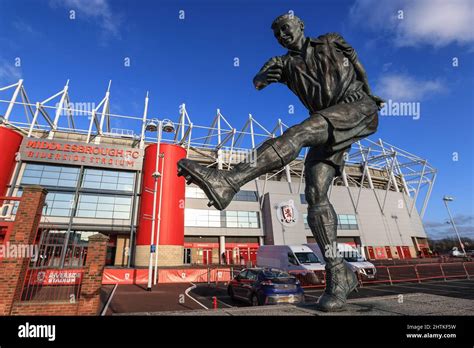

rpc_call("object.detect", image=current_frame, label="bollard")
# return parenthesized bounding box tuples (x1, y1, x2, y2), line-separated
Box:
(212, 296, 217, 310)
(440, 263, 447, 281)
(462, 262, 470, 280)
(387, 267, 393, 285)
(414, 265, 421, 283)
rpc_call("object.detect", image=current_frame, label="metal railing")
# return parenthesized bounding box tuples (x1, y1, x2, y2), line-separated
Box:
(357, 262, 473, 287)
(21, 268, 84, 302)
(291, 261, 474, 289)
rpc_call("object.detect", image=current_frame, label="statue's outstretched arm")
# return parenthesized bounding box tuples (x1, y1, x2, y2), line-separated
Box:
(253, 56, 285, 90)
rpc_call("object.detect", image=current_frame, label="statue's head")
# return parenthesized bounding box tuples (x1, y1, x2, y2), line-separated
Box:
(271, 14, 305, 50)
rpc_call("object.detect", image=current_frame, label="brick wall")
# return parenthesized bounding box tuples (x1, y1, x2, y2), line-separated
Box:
(0, 186, 109, 316)
(11, 302, 79, 316)
(0, 186, 47, 315)
(135, 244, 183, 267)
(77, 233, 109, 315)
(157, 245, 184, 266)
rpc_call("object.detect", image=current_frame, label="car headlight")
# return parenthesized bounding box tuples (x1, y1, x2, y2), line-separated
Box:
(358, 268, 367, 275)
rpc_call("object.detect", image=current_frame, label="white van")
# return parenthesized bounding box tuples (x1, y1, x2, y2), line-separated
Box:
(257, 245, 325, 272)
(305, 243, 377, 280)
(450, 247, 467, 258)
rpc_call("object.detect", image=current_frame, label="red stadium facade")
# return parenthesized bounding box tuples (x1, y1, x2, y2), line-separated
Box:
(0, 127, 23, 197)
(135, 143, 187, 266)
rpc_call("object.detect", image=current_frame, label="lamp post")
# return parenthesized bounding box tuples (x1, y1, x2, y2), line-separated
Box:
(442, 196, 466, 256)
(145, 118, 175, 291)
(153, 119, 175, 285)
(153, 151, 165, 285)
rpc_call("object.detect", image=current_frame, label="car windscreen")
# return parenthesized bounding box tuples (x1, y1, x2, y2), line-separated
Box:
(294, 252, 320, 264)
(262, 270, 291, 279)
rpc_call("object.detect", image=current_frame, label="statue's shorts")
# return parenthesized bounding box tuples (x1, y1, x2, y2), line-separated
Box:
(305, 94, 379, 177)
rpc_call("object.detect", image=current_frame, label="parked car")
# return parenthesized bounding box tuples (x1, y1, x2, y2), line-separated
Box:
(227, 268, 305, 306)
(305, 243, 377, 280)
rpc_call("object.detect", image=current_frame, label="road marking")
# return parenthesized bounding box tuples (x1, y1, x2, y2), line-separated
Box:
(101, 283, 118, 316)
(185, 283, 209, 310)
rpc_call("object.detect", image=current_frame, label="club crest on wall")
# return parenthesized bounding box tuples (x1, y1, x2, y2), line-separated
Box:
(276, 199, 298, 227)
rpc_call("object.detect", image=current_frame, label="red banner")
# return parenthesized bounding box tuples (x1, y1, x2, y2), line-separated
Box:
(101, 268, 232, 284)
(157, 268, 231, 283)
(102, 268, 148, 285)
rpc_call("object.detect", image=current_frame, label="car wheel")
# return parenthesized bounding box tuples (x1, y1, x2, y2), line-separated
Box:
(251, 293, 259, 306)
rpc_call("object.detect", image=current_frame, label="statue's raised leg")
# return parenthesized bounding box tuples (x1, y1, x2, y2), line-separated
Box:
(177, 116, 329, 210)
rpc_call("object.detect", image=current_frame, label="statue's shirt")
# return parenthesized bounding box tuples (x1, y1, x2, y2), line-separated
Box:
(279, 33, 365, 113)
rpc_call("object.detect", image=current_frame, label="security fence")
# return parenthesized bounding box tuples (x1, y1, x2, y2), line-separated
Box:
(20, 229, 89, 302)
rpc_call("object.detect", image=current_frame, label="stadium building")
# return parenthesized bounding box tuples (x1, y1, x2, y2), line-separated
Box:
(0, 80, 437, 268)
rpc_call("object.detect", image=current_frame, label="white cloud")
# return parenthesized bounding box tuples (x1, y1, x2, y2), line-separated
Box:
(13, 19, 38, 36)
(375, 73, 445, 100)
(0, 58, 21, 85)
(50, 0, 122, 38)
(425, 214, 474, 239)
(350, 0, 474, 47)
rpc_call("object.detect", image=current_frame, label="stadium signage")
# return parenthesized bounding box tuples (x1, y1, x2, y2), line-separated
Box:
(19, 138, 144, 170)
(31, 269, 83, 285)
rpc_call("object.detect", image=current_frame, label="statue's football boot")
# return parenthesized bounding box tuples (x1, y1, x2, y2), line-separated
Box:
(316, 260, 359, 312)
(177, 158, 239, 210)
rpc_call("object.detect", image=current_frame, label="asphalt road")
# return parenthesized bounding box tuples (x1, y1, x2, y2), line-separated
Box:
(190, 278, 474, 309)
(104, 278, 474, 314)
(105, 283, 206, 315)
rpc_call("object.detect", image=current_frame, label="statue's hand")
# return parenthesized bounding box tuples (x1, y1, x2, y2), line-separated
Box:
(253, 57, 284, 90)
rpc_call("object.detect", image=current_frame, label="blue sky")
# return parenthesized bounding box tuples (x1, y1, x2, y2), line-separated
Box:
(0, 0, 473, 239)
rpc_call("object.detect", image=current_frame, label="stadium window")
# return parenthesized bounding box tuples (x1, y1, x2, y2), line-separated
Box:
(45, 192, 75, 217)
(12, 190, 75, 217)
(233, 190, 258, 202)
(21, 164, 79, 188)
(82, 169, 134, 192)
(184, 209, 223, 227)
(225, 211, 260, 228)
(337, 214, 358, 230)
(76, 194, 132, 219)
(303, 214, 358, 230)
